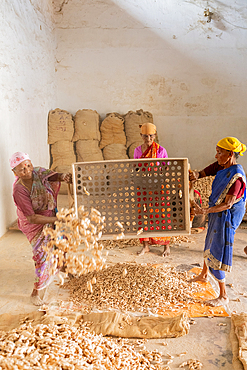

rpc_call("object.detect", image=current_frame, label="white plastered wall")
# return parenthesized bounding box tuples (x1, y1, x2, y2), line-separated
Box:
(54, 0, 247, 170)
(0, 0, 56, 237)
(1, 0, 246, 237)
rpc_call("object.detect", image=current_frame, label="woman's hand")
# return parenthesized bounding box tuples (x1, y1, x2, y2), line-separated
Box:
(189, 170, 200, 181)
(191, 201, 208, 215)
(60, 173, 72, 183)
(191, 194, 236, 217)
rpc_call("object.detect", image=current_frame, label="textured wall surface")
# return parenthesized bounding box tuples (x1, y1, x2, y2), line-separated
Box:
(0, 0, 56, 236)
(54, 0, 247, 170)
(1, 0, 247, 237)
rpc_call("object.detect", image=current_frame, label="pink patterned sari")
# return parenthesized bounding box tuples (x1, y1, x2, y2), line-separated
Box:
(13, 167, 60, 290)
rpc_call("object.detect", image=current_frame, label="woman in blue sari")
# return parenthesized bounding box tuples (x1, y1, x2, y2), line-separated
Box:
(189, 137, 246, 307)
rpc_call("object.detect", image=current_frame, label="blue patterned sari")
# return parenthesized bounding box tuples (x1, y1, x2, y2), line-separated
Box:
(204, 164, 246, 282)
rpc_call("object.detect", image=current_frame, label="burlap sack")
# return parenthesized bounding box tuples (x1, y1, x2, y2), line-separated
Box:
(54, 165, 72, 173)
(73, 109, 100, 142)
(99, 113, 126, 149)
(76, 140, 104, 162)
(48, 108, 74, 144)
(231, 313, 247, 370)
(81, 311, 190, 338)
(50, 141, 76, 170)
(124, 109, 153, 148)
(103, 144, 128, 160)
(0, 311, 189, 339)
(128, 141, 143, 159)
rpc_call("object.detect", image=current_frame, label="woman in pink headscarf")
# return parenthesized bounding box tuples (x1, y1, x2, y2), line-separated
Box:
(10, 152, 72, 305)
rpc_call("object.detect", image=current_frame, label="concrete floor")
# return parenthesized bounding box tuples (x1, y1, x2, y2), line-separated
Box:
(0, 200, 246, 369)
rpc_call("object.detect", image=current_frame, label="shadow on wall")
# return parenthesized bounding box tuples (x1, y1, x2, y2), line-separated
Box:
(53, 0, 242, 115)
(53, 0, 247, 170)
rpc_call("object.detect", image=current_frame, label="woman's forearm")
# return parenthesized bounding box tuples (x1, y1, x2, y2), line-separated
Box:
(202, 195, 236, 215)
(205, 204, 231, 214)
(49, 172, 72, 183)
(26, 214, 57, 225)
(192, 195, 236, 216)
(199, 170, 206, 179)
(58, 172, 72, 183)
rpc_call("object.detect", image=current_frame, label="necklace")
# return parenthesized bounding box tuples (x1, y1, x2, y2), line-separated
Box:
(19, 179, 32, 192)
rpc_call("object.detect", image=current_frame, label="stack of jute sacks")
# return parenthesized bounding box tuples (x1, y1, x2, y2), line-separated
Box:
(99, 112, 128, 160)
(99, 109, 155, 160)
(48, 108, 155, 193)
(124, 109, 154, 159)
(73, 109, 103, 162)
(48, 109, 76, 194)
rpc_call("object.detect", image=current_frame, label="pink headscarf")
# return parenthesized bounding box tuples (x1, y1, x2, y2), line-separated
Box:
(9, 152, 31, 170)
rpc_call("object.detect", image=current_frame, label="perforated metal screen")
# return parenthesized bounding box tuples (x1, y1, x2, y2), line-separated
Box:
(72, 158, 190, 240)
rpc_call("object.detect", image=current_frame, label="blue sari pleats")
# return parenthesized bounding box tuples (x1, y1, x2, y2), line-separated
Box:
(203, 165, 246, 282)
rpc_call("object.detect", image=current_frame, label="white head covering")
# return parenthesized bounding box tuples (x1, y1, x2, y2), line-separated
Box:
(9, 152, 30, 169)
(140, 123, 156, 135)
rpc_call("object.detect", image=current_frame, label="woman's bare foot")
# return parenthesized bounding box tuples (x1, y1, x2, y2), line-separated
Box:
(30, 295, 44, 306)
(137, 242, 150, 256)
(39, 287, 47, 300)
(189, 274, 208, 283)
(30, 288, 44, 306)
(205, 296, 229, 307)
(162, 245, 170, 257)
(137, 245, 150, 255)
(244, 246, 247, 255)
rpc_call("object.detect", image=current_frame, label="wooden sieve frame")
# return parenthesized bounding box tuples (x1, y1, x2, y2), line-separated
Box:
(72, 158, 190, 240)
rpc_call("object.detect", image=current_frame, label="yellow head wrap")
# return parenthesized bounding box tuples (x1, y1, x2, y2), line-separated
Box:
(217, 137, 246, 156)
(139, 123, 156, 135)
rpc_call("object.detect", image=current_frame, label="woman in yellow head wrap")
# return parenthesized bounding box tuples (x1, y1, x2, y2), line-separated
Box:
(189, 137, 246, 307)
(217, 137, 246, 156)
